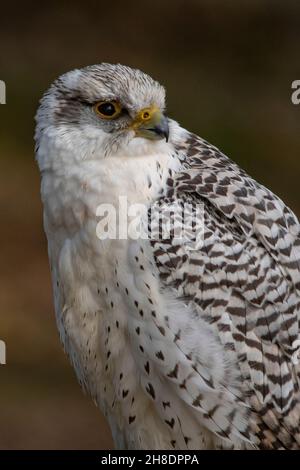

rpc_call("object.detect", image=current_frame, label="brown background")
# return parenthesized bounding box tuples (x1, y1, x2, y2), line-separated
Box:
(0, 0, 300, 449)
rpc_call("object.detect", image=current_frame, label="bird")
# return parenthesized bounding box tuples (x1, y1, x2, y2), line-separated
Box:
(35, 63, 300, 450)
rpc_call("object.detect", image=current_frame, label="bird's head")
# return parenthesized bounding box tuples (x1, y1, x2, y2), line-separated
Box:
(35, 63, 170, 165)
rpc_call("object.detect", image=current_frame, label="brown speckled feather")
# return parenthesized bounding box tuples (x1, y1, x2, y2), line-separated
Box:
(152, 131, 300, 449)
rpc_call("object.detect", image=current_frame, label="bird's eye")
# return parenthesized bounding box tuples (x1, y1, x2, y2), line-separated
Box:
(94, 101, 122, 119)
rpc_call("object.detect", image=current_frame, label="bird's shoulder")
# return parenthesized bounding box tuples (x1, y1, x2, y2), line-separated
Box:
(149, 129, 300, 448)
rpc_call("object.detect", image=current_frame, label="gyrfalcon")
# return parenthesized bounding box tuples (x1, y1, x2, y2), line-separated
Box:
(35, 63, 300, 449)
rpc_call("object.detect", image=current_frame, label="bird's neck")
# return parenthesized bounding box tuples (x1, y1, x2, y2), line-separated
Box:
(41, 143, 182, 238)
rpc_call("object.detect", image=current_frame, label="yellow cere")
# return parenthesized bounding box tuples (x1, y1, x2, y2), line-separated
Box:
(131, 105, 162, 129)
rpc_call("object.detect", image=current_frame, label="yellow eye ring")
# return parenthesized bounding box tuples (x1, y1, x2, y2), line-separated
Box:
(94, 101, 122, 119)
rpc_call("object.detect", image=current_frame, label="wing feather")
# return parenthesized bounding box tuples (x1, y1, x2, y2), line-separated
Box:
(151, 130, 300, 448)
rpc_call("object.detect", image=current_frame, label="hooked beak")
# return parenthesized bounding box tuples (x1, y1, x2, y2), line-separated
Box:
(132, 106, 169, 142)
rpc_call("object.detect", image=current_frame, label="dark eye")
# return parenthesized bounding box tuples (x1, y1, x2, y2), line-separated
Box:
(94, 100, 121, 119)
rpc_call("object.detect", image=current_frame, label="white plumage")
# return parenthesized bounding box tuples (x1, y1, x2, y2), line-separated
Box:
(35, 63, 300, 449)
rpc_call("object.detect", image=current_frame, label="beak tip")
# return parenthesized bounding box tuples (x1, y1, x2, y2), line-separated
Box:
(154, 116, 170, 142)
(134, 113, 170, 142)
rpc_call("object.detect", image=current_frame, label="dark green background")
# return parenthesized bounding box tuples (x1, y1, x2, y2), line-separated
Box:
(0, 0, 299, 449)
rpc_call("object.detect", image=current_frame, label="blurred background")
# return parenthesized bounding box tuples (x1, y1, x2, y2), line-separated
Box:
(0, 0, 300, 449)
